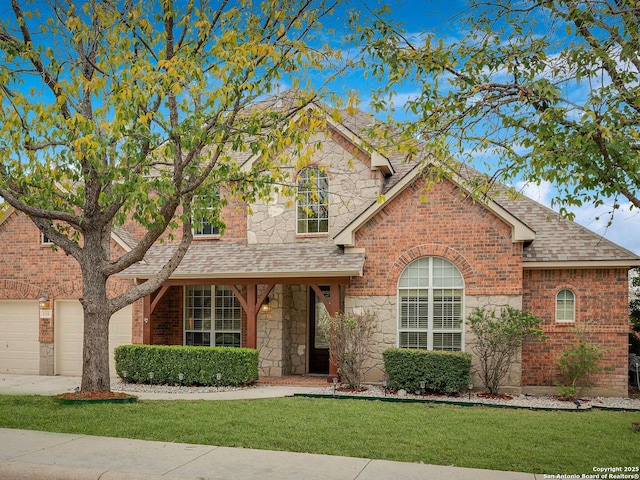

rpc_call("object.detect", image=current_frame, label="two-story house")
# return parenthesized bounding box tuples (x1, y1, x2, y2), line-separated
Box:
(1, 94, 638, 395)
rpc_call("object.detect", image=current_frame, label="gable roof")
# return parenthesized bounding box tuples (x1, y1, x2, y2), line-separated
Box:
(320, 105, 640, 268)
(334, 161, 537, 247)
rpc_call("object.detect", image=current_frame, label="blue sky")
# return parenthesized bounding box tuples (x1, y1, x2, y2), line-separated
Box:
(3, 0, 638, 255)
(332, 0, 640, 255)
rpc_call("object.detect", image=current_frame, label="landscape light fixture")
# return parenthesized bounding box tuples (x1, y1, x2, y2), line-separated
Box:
(332, 377, 338, 396)
(122, 370, 128, 386)
(382, 379, 388, 397)
(468, 382, 474, 400)
(148, 371, 154, 385)
(419, 381, 426, 395)
(178, 373, 185, 387)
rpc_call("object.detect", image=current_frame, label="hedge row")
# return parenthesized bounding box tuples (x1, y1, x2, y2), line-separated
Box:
(114, 345, 259, 387)
(383, 348, 471, 394)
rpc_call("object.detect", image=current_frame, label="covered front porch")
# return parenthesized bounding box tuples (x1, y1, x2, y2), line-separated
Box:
(120, 242, 365, 382)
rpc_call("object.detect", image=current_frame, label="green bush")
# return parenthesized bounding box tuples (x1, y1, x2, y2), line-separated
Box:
(114, 345, 259, 386)
(383, 348, 471, 394)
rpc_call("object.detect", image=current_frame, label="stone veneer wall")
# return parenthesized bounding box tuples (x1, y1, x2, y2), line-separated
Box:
(257, 285, 284, 376)
(344, 294, 524, 390)
(283, 284, 308, 375)
(247, 130, 384, 245)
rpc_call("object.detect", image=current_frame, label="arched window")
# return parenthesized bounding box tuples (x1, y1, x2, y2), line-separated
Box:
(398, 257, 464, 351)
(556, 289, 575, 322)
(297, 166, 329, 234)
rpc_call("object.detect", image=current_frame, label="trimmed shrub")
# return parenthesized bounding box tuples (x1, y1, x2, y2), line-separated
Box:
(383, 348, 471, 394)
(114, 345, 258, 387)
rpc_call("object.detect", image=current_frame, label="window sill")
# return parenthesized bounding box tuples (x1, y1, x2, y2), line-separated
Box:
(193, 235, 221, 241)
(296, 233, 329, 239)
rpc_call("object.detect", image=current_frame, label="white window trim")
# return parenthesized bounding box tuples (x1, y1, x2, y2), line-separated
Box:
(555, 289, 576, 323)
(41, 231, 53, 245)
(296, 166, 329, 235)
(183, 285, 242, 347)
(396, 257, 465, 351)
(192, 194, 221, 238)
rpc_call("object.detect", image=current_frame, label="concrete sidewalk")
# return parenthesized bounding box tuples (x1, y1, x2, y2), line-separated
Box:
(0, 375, 538, 480)
(0, 429, 536, 480)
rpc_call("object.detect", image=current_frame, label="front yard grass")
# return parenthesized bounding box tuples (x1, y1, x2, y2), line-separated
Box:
(0, 395, 638, 475)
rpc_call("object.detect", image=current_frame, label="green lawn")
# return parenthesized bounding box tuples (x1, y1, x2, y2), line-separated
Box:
(0, 395, 638, 474)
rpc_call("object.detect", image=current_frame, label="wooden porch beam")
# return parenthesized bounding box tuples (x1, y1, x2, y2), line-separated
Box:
(149, 284, 171, 316)
(228, 283, 276, 349)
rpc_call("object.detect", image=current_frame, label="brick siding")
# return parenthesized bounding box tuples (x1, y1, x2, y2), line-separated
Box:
(521, 268, 629, 393)
(347, 177, 523, 297)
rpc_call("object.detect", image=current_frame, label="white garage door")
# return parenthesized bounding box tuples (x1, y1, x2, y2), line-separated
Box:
(0, 300, 40, 374)
(55, 300, 132, 376)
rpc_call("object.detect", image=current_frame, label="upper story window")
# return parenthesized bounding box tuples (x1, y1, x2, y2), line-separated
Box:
(297, 166, 328, 234)
(556, 289, 575, 322)
(193, 194, 220, 237)
(41, 220, 53, 245)
(398, 257, 464, 351)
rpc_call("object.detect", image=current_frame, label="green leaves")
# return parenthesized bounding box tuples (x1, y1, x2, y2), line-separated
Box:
(364, 0, 640, 211)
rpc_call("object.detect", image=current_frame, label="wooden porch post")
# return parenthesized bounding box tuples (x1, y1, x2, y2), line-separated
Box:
(228, 283, 274, 350)
(327, 282, 341, 381)
(246, 284, 258, 349)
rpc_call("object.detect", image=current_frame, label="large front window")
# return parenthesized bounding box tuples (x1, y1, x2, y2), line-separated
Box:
(297, 166, 329, 234)
(185, 286, 241, 347)
(398, 257, 464, 351)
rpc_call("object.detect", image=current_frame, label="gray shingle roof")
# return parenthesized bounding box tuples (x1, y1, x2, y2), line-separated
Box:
(119, 242, 364, 279)
(494, 192, 640, 263)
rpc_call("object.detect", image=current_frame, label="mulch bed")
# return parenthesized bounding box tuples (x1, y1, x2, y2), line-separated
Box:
(54, 391, 138, 404)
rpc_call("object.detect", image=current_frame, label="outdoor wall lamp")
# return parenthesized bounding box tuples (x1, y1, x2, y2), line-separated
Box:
(261, 296, 271, 313)
(39, 293, 50, 309)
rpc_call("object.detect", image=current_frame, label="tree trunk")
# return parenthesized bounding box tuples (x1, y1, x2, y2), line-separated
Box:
(79, 242, 112, 392)
(80, 296, 112, 392)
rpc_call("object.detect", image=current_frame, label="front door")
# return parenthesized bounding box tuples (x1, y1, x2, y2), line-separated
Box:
(308, 287, 330, 374)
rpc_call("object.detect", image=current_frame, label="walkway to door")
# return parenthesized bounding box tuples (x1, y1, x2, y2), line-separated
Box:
(256, 375, 329, 387)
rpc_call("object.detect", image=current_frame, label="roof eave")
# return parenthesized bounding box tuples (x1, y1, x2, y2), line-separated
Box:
(118, 268, 363, 280)
(524, 260, 640, 269)
(334, 163, 535, 247)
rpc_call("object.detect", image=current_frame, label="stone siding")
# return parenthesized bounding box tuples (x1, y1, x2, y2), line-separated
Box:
(248, 128, 384, 245)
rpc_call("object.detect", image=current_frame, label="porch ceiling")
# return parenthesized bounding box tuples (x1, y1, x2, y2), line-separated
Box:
(117, 242, 365, 280)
